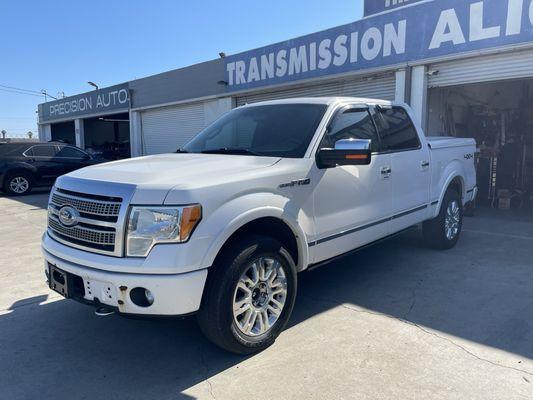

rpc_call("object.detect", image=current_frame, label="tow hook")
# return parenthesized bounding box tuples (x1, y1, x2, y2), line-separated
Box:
(95, 306, 115, 316)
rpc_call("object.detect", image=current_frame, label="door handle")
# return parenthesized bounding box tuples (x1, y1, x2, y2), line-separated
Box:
(381, 166, 392, 179)
(421, 160, 430, 168)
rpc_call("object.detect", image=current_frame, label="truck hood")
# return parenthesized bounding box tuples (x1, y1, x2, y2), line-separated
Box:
(58, 153, 281, 203)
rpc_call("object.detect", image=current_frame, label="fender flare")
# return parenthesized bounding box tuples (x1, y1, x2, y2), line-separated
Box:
(433, 170, 465, 218)
(200, 205, 310, 272)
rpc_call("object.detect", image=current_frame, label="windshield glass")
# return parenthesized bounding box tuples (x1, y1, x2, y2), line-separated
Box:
(183, 104, 327, 158)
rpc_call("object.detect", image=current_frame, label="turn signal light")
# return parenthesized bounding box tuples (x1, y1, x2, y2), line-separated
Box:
(345, 154, 368, 160)
(180, 205, 202, 241)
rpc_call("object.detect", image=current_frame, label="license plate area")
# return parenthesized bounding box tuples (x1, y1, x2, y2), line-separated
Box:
(48, 264, 73, 298)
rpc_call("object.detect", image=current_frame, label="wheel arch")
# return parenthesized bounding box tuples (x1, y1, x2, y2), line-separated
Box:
(202, 208, 309, 273)
(2, 166, 36, 188)
(433, 172, 465, 218)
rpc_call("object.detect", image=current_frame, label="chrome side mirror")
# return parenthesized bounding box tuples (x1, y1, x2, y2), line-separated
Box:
(334, 138, 371, 151)
(316, 139, 372, 169)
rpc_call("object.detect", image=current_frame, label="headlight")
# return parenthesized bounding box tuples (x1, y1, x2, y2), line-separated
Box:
(126, 204, 201, 257)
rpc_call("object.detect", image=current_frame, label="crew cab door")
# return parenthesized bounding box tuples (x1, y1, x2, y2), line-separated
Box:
(24, 144, 61, 185)
(373, 106, 431, 233)
(311, 106, 392, 264)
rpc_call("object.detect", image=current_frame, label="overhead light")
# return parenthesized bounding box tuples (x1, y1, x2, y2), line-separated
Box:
(87, 81, 99, 90)
(427, 70, 439, 76)
(219, 52, 226, 58)
(98, 117, 130, 122)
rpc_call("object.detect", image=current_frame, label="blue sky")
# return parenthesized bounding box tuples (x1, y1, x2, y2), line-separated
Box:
(0, 0, 363, 138)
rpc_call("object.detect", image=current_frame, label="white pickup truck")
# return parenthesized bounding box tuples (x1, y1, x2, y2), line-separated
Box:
(42, 97, 477, 354)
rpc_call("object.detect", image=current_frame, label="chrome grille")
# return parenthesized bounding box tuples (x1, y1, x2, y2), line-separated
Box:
(51, 192, 121, 217)
(47, 187, 124, 256)
(48, 216, 115, 246)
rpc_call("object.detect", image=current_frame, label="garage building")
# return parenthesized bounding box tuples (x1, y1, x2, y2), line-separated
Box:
(38, 0, 533, 212)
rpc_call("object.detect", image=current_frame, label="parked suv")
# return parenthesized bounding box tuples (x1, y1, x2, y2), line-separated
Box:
(0, 142, 98, 195)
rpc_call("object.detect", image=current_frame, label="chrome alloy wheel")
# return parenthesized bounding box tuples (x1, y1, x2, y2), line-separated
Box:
(233, 257, 288, 337)
(9, 176, 29, 194)
(444, 200, 461, 240)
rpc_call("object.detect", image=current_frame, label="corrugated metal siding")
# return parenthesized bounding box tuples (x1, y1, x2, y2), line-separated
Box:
(141, 102, 205, 155)
(429, 49, 533, 88)
(236, 74, 396, 106)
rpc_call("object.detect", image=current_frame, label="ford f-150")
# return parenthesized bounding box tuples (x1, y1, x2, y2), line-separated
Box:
(42, 97, 477, 354)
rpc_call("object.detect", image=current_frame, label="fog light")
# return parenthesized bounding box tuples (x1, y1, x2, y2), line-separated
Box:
(130, 287, 154, 307)
(145, 289, 154, 305)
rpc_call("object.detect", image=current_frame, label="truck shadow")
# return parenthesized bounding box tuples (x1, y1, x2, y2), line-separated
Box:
(0, 189, 50, 209)
(1, 222, 532, 399)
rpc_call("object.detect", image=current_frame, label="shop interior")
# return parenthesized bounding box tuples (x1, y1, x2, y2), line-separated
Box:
(83, 112, 130, 160)
(50, 121, 75, 145)
(428, 79, 533, 213)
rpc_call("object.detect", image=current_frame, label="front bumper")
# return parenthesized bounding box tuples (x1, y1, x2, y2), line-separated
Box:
(42, 240, 208, 316)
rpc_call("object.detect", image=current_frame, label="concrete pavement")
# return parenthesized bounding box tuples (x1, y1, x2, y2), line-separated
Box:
(0, 191, 532, 399)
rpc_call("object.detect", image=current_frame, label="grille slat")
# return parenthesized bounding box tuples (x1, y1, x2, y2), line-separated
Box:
(49, 216, 116, 245)
(51, 193, 121, 217)
(47, 188, 124, 255)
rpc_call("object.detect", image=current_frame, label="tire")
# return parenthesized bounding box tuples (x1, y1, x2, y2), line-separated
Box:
(3, 171, 33, 196)
(423, 188, 463, 250)
(197, 235, 297, 354)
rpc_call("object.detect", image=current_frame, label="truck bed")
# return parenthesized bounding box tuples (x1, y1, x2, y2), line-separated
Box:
(427, 136, 477, 206)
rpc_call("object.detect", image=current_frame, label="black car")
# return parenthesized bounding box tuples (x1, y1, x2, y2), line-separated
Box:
(0, 142, 100, 196)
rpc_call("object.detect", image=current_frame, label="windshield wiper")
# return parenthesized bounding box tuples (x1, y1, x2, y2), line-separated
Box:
(200, 148, 262, 156)
(175, 148, 189, 153)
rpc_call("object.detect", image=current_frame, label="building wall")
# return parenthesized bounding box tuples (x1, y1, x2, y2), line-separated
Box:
(130, 59, 226, 110)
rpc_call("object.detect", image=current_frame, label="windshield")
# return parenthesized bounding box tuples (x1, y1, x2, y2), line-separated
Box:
(183, 103, 327, 158)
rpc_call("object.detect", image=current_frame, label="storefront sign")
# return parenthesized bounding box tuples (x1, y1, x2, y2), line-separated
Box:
(364, 0, 426, 17)
(225, 0, 533, 92)
(40, 83, 130, 122)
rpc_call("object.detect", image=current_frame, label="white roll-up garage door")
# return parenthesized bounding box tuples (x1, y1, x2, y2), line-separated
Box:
(428, 49, 533, 88)
(141, 102, 205, 155)
(236, 73, 396, 106)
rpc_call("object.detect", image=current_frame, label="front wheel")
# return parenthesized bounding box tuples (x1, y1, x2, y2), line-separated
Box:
(197, 235, 297, 354)
(423, 189, 463, 250)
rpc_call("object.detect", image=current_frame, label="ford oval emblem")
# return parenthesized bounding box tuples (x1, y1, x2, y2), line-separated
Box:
(58, 205, 80, 227)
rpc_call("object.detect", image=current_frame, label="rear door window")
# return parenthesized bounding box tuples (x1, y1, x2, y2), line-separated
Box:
(374, 107, 421, 152)
(30, 145, 57, 157)
(55, 146, 87, 159)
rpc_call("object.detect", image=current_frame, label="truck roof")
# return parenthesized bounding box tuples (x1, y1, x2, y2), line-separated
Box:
(240, 97, 396, 107)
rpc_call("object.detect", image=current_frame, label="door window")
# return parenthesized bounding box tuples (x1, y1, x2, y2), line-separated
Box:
(30, 145, 57, 157)
(321, 108, 380, 152)
(55, 146, 87, 159)
(374, 107, 420, 152)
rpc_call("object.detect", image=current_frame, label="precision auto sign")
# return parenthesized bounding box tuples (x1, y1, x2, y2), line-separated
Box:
(41, 83, 130, 122)
(225, 0, 533, 92)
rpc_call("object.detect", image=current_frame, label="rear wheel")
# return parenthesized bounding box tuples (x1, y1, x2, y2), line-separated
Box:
(197, 235, 297, 354)
(3, 172, 33, 196)
(423, 188, 463, 250)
